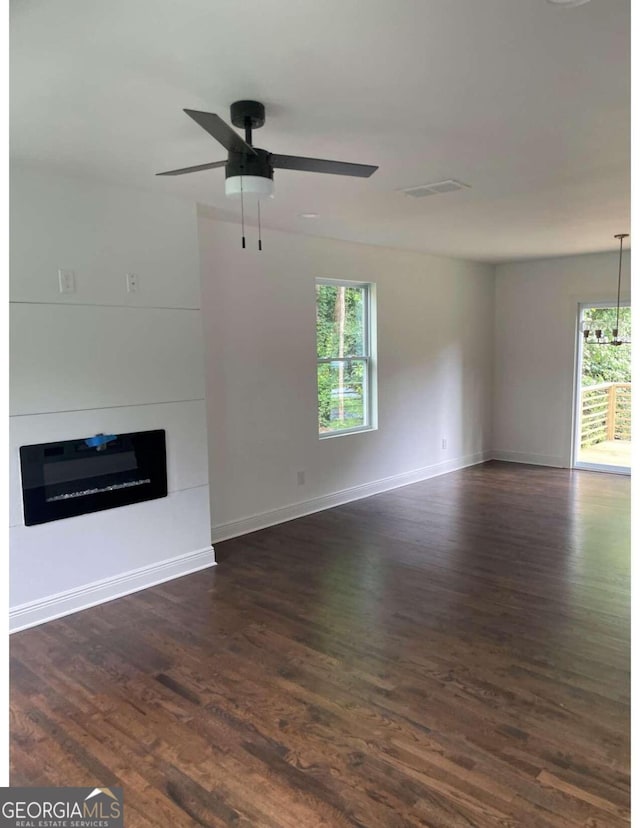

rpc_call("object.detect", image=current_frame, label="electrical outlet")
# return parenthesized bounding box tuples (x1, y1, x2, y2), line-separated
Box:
(297, 471, 305, 486)
(126, 273, 139, 293)
(441, 438, 447, 450)
(58, 269, 76, 294)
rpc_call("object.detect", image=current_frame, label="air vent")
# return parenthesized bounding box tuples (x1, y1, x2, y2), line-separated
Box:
(402, 179, 471, 198)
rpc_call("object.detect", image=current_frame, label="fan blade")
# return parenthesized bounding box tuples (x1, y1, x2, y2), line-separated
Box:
(270, 154, 377, 178)
(156, 160, 227, 177)
(184, 109, 257, 155)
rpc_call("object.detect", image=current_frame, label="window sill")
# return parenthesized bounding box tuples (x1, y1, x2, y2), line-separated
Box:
(319, 425, 377, 440)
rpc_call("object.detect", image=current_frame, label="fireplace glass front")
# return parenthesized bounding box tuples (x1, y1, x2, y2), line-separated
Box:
(20, 429, 167, 526)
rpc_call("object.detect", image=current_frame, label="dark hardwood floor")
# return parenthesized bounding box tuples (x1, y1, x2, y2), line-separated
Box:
(10, 461, 630, 827)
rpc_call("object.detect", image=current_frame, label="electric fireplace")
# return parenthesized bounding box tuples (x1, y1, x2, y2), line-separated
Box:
(20, 429, 167, 526)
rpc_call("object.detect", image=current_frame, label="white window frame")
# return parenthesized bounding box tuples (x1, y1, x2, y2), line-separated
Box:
(316, 278, 377, 439)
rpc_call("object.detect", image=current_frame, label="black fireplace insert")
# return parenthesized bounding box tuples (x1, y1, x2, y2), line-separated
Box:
(20, 429, 167, 526)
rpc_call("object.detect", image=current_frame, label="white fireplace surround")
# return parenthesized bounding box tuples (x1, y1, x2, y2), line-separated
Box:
(9, 166, 215, 631)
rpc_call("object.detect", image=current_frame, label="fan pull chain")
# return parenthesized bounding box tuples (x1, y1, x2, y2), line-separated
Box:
(258, 200, 262, 251)
(240, 176, 246, 249)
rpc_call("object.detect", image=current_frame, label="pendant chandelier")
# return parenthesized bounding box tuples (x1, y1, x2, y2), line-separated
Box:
(582, 233, 630, 346)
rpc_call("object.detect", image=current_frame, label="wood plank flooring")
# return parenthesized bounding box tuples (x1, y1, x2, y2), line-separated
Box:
(10, 461, 630, 827)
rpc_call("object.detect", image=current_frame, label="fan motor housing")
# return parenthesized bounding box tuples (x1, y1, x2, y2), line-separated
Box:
(225, 149, 274, 182)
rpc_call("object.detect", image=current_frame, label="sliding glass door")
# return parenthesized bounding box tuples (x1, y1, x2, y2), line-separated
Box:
(573, 303, 631, 474)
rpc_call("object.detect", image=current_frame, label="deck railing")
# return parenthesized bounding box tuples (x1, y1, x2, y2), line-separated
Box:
(581, 382, 631, 447)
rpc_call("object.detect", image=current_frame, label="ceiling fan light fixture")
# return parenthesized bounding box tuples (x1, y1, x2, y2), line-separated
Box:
(157, 101, 377, 249)
(225, 175, 275, 200)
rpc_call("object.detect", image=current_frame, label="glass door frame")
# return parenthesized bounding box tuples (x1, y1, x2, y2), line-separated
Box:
(572, 301, 631, 475)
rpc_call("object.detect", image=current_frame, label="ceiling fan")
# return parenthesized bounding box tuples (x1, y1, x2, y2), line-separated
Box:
(157, 100, 379, 200)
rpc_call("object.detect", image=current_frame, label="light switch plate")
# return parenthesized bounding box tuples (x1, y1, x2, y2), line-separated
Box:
(58, 269, 76, 294)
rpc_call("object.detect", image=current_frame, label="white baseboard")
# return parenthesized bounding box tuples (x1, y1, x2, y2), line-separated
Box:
(10, 546, 216, 633)
(492, 450, 566, 468)
(211, 450, 493, 542)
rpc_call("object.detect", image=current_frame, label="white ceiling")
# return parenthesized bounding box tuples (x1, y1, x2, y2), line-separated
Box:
(10, 0, 630, 263)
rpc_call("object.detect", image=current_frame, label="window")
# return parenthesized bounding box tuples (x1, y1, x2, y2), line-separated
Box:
(316, 279, 376, 437)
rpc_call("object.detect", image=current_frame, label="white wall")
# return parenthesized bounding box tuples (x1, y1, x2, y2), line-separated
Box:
(199, 215, 495, 538)
(493, 251, 631, 467)
(9, 165, 214, 630)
